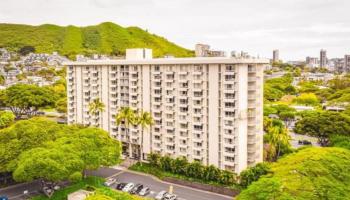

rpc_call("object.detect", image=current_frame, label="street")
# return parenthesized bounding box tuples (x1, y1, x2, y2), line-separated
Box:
(0, 167, 234, 200)
(0, 181, 41, 200)
(112, 171, 233, 200)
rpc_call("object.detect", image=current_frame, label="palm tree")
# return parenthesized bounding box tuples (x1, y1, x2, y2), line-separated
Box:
(135, 110, 154, 162)
(115, 107, 137, 157)
(264, 121, 291, 161)
(88, 98, 105, 127)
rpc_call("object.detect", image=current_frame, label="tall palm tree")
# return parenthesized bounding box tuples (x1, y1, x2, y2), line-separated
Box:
(135, 110, 154, 162)
(264, 122, 291, 161)
(115, 107, 137, 156)
(88, 98, 105, 127)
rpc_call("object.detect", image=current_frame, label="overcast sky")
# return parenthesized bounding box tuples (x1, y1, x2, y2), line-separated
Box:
(0, 0, 349, 60)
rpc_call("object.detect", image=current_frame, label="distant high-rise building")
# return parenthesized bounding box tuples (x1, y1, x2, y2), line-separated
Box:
(306, 57, 319, 68)
(195, 44, 210, 57)
(272, 49, 279, 62)
(345, 55, 350, 73)
(320, 49, 327, 67)
(195, 44, 225, 57)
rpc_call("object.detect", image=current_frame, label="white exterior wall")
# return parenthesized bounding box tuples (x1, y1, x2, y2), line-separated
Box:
(66, 56, 267, 173)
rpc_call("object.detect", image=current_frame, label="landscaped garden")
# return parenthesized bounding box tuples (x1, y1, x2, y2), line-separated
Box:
(129, 153, 239, 190)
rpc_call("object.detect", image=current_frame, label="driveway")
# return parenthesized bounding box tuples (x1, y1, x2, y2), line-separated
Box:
(112, 171, 233, 200)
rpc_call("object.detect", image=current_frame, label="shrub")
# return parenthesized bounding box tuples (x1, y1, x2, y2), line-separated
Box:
(69, 171, 83, 183)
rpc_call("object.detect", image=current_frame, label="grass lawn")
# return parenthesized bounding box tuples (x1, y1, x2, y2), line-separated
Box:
(129, 162, 239, 190)
(31, 176, 149, 200)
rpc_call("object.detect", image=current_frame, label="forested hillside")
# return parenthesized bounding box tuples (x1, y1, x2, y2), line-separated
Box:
(0, 22, 194, 59)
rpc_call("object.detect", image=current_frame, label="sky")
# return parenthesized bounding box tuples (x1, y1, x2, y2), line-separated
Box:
(0, 0, 349, 60)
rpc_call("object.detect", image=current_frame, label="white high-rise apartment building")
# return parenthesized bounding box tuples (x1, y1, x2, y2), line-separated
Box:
(66, 49, 268, 173)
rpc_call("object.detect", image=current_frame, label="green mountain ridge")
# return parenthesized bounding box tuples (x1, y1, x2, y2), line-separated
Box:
(0, 22, 194, 59)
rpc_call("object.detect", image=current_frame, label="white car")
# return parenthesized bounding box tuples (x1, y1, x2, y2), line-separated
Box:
(103, 178, 117, 187)
(139, 187, 150, 196)
(122, 183, 135, 192)
(155, 191, 168, 200)
(163, 193, 177, 200)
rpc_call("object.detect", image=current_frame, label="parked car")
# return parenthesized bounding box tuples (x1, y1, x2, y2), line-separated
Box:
(104, 178, 117, 187)
(130, 183, 143, 194)
(122, 183, 135, 192)
(155, 191, 168, 200)
(0, 196, 8, 200)
(298, 140, 312, 145)
(138, 187, 151, 196)
(116, 182, 127, 190)
(163, 193, 177, 200)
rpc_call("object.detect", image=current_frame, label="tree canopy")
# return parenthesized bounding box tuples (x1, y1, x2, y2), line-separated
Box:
(0, 111, 15, 128)
(294, 111, 350, 146)
(0, 117, 121, 183)
(237, 147, 350, 200)
(0, 84, 57, 118)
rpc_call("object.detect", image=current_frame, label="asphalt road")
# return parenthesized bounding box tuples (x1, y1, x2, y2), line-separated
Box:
(0, 167, 234, 200)
(0, 180, 41, 200)
(112, 171, 233, 200)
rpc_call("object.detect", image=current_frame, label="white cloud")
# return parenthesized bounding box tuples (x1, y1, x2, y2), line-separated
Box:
(0, 0, 349, 60)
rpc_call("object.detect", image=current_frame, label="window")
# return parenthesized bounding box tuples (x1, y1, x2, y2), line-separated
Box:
(226, 65, 234, 72)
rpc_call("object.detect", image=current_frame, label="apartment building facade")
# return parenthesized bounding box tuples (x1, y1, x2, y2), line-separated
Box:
(66, 49, 268, 173)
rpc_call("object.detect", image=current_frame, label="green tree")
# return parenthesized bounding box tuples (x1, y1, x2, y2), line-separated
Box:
(160, 155, 173, 172)
(148, 152, 161, 168)
(0, 118, 63, 172)
(171, 156, 188, 175)
(134, 110, 153, 161)
(219, 170, 236, 185)
(239, 163, 270, 188)
(12, 147, 84, 182)
(115, 107, 137, 155)
(0, 111, 15, 129)
(0, 84, 57, 118)
(264, 119, 291, 161)
(186, 161, 204, 179)
(237, 177, 292, 200)
(293, 93, 320, 106)
(203, 165, 221, 182)
(294, 111, 350, 146)
(88, 98, 105, 127)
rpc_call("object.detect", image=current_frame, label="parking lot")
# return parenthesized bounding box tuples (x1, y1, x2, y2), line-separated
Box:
(2, 167, 234, 200)
(109, 171, 233, 200)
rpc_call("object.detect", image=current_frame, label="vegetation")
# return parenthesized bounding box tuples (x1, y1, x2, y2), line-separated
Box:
(237, 147, 350, 200)
(0, 22, 194, 59)
(0, 111, 15, 128)
(130, 153, 238, 188)
(264, 74, 295, 101)
(0, 117, 121, 183)
(239, 163, 270, 188)
(0, 84, 57, 118)
(294, 110, 350, 146)
(88, 98, 105, 126)
(134, 111, 154, 161)
(263, 117, 292, 161)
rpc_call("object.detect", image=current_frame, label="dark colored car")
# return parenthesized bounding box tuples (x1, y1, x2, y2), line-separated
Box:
(299, 140, 312, 145)
(0, 196, 8, 200)
(130, 183, 143, 194)
(302, 140, 312, 145)
(116, 182, 127, 190)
